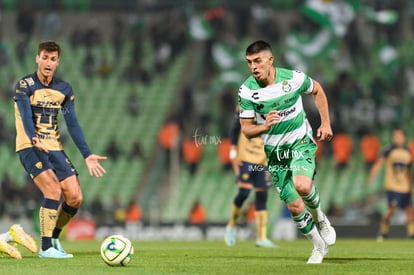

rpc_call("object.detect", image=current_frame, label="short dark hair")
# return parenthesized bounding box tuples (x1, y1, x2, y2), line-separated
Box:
(393, 126, 405, 135)
(245, 40, 272, 56)
(38, 40, 61, 56)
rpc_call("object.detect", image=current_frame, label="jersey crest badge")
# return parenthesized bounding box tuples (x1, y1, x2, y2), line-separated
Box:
(35, 161, 43, 169)
(19, 80, 27, 88)
(282, 81, 292, 93)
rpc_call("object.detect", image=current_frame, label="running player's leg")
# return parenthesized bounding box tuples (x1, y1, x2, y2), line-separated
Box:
(397, 192, 414, 239)
(284, 185, 327, 264)
(255, 190, 277, 248)
(228, 187, 250, 227)
(378, 207, 395, 241)
(292, 138, 336, 246)
(268, 162, 326, 264)
(405, 204, 414, 238)
(295, 175, 336, 246)
(253, 168, 277, 248)
(378, 191, 397, 241)
(225, 161, 252, 246)
(225, 185, 251, 246)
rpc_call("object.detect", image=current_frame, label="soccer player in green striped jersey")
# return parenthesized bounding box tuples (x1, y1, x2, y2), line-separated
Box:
(238, 40, 336, 264)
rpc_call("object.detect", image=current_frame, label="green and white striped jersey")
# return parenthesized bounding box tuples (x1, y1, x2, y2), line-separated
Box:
(238, 67, 314, 148)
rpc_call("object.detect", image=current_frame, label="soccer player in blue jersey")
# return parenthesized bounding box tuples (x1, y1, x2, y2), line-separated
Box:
(367, 127, 414, 240)
(238, 40, 336, 264)
(14, 40, 107, 258)
(225, 111, 277, 248)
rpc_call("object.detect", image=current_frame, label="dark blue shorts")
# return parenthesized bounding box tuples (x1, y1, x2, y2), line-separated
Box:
(237, 161, 271, 189)
(18, 147, 78, 181)
(386, 191, 412, 209)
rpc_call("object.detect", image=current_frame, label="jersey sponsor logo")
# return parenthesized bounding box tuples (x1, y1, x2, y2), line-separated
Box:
(36, 101, 59, 107)
(25, 77, 35, 86)
(282, 81, 292, 93)
(252, 92, 259, 100)
(19, 80, 27, 88)
(38, 133, 57, 140)
(278, 107, 296, 118)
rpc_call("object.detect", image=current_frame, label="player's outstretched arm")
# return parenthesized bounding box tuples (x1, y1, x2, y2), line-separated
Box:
(85, 154, 107, 178)
(366, 157, 384, 184)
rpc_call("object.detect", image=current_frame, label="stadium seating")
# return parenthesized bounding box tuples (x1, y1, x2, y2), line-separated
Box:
(0, 37, 399, 224)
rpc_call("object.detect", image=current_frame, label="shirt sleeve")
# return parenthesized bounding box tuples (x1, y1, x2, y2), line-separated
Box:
(14, 79, 37, 140)
(238, 85, 255, 118)
(62, 95, 92, 158)
(301, 71, 314, 94)
(229, 114, 241, 145)
(382, 146, 393, 158)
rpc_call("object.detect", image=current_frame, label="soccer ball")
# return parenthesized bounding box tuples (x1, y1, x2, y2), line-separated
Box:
(100, 235, 134, 266)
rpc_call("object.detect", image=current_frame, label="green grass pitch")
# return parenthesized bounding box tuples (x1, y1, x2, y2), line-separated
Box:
(1, 239, 414, 274)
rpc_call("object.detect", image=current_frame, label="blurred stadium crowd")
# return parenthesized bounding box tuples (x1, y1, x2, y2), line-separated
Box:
(0, 0, 414, 235)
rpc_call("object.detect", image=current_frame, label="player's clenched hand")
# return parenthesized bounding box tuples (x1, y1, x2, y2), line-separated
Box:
(316, 123, 333, 141)
(85, 154, 107, 177)
(264, 110, 281, 130)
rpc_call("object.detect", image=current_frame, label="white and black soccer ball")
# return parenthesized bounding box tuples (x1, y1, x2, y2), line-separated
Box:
(100, 235, 134, 266)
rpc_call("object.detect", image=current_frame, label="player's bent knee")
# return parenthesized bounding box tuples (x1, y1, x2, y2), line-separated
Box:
(64, 192, 83, 208)
(293, 178, 313, 195)
(39, 184, 62, 200)
(287, 199, 305, 216)
(234, 188, 250, 207)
